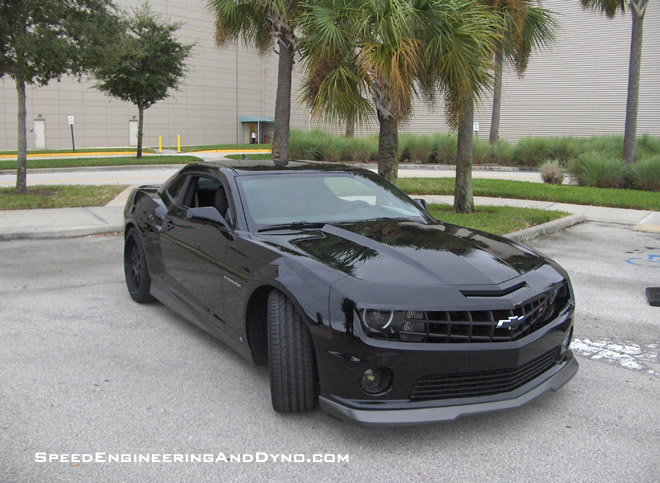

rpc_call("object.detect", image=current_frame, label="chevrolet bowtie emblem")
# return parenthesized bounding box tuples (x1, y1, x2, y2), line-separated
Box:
(496, 315, 525, 329)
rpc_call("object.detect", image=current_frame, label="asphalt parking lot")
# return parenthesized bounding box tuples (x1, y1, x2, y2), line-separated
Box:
(1, 222, 658, 481)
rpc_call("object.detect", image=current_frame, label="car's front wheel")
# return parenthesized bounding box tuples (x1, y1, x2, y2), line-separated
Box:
(124, 227, 155, 304)
(267, 290, 318, 413)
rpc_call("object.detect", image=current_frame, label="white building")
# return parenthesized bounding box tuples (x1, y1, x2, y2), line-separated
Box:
(1, 0, 658, 150)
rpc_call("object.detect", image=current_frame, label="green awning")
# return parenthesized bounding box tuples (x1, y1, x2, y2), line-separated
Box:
(240, 116, 274, 123)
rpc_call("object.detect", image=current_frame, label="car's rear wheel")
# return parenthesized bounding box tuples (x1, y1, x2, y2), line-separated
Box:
(124, 227, 155, 304)
(267, 289, 318, 413)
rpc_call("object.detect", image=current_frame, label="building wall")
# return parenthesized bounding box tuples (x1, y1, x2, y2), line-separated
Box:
(0, 0, 658, 150)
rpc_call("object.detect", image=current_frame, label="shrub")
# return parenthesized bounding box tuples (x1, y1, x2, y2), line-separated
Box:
(630, 155, 660, 191)
(431, 133, 456, 164)
(290, 129, 322, 160)
(491, 139, 514, 165)
(569, 152, 628, 188)
(546, 137, 581, 164)
(637, 134, 660, 158)
(472, 138, 490, 164)
(512, 137, 552, 166)
(317, 135, 345, 162)
(342, 136, 377, 162)
(581, 135, 622, 160)
(399, 133, 434, 163)
(540, 160, 564, 185)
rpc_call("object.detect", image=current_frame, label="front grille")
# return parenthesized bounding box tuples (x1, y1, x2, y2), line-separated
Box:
(410, 348, 561, 401)
(396, 282, 570, 344)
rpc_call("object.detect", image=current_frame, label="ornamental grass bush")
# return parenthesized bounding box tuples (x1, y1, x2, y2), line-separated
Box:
(342, 135, 377, 162)
(288, 130, 660, 192)
(569, 152, 627, 189)
(431, 133, 457, 164)
(540, 160, 564, 185)
(630, 155, 660, 191)
(399, 133, 434, 163)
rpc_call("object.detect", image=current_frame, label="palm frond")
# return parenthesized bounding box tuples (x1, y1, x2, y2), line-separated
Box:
(579, 0, 626, 18)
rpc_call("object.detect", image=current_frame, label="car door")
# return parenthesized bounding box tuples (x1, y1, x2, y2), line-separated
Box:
(160, 174, 234, 329)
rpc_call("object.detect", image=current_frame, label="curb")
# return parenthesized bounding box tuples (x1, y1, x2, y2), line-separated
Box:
(505, 214, 588, 243)
(0, 224, 123, 241)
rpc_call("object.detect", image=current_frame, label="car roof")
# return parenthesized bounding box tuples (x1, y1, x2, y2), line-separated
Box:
(193, 159, 363, 176)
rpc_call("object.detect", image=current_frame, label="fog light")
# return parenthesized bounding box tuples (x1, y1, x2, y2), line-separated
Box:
(360, 368, 392, 395)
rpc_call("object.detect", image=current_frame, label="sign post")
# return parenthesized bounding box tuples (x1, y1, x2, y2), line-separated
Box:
(473, 121, 480, 139)
(68, 115, 76, 152)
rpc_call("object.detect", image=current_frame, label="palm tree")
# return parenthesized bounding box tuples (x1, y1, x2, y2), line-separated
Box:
(208, 0, 302, 161)
(580, 0, 649, 163)
(300, 0, 421, 183)
(299, 0, 499, 195)
(486, 1, 558, 151)
(415, 1, 500, 213)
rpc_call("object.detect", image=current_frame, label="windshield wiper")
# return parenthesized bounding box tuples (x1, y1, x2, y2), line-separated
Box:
(257, 221, 327, 233)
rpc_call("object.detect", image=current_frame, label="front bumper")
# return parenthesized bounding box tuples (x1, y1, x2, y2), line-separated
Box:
(320, 352, 578, 426)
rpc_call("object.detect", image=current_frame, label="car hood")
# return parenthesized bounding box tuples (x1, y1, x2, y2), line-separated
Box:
(260, 220, 545, 286)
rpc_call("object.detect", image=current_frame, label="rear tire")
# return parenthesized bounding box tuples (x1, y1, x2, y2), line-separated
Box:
(267, 290, 318, 413)
(124, 227, 155, 304)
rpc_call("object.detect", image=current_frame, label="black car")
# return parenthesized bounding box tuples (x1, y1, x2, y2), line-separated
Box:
(123, 160, 577, 426)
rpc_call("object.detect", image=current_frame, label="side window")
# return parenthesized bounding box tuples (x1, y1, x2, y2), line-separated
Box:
(182, 176, 234, 226)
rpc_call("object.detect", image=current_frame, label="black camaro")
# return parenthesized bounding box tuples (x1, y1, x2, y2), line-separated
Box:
(123, 160, 578, 425)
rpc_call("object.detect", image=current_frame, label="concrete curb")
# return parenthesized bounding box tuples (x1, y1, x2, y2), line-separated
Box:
(505, 214, 588, 243)
(0, 225, 123, 241)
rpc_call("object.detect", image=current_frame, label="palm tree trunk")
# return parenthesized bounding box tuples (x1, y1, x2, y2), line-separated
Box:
(137, 105, 144, 159)
(377, 111, 398, 183)
(15, 74, 28, 193)
(623, 3, 646, 164)
(454, 96, 474, 214)
(346, 113, 355, 138)
(489, 47, 504, 152)
(272, 35, 293, 161)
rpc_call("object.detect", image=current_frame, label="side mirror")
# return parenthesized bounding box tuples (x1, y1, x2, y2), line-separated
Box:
(185, 206, 231, 230)
(414, 198, 427, 210)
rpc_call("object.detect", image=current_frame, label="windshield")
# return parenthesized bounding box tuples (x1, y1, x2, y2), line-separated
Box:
(236, 171, 428, 229)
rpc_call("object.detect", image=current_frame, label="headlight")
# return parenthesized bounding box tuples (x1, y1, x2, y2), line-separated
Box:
(359, 309, 405, 333)
(359, 309, 427, 341)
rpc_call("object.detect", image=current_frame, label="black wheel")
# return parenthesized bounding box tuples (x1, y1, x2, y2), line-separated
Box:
(124, 227, 155, 304)
(267, 290, 318, 413)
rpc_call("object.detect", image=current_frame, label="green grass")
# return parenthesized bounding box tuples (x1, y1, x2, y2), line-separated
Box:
(427, 204, 567, 235)
(225, 154, 272, 160)
(0, 147, 154, 155)
(398, 178, 660, 211)
(0, 185, 128, 210)
(166, 144, 271, 152)
(0, 155, 201, 170)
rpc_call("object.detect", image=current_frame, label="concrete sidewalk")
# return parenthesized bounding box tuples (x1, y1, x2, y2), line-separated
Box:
(0, 185, 656, 241)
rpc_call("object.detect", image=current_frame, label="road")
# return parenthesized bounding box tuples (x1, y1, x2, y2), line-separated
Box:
(0, 223, 658, 481)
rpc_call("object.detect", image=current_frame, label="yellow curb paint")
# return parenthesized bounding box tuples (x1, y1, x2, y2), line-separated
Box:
(0, 151, 148, 159)
(191, 149, 271, 154)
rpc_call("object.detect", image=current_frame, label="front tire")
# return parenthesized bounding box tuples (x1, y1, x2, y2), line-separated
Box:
(267, 290, 318, 413)
(124, 227, 155, 304)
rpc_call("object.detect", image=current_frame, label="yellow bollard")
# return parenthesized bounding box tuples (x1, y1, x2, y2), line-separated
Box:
(158, 135, 162, 154)
(177, 135, 181, 153)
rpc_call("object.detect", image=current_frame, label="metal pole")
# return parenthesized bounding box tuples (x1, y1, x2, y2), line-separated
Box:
(70, 125, 76, 152)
